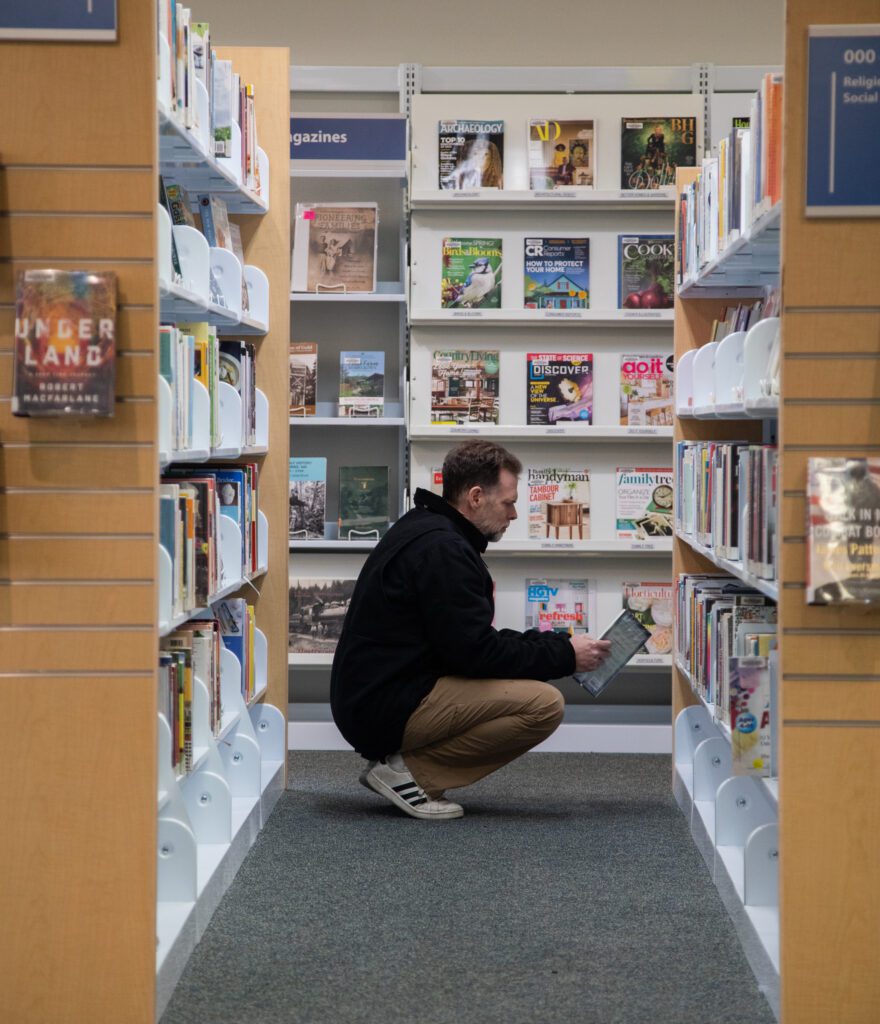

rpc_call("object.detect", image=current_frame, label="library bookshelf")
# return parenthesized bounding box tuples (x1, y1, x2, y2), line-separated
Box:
(0, 6, 290, 1021)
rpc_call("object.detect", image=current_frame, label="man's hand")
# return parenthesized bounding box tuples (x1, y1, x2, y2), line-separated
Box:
(570, 634, 612, 673)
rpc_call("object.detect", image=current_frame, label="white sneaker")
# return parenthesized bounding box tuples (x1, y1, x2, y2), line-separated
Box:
(362, 756, 464, 820)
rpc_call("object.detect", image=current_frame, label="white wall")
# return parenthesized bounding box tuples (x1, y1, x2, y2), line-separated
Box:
(204, 0, 784, 69)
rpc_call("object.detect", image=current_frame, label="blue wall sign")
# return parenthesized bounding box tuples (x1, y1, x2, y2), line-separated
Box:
(290, 117, 407, 162)
(0, 0, 117, 40)
(806, 24, 880, 217)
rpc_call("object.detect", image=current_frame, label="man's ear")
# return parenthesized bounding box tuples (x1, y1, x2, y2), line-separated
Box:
(466, 484, 483, 508)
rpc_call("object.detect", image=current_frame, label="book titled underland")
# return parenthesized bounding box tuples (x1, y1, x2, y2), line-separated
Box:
(523, 237, 589, 310)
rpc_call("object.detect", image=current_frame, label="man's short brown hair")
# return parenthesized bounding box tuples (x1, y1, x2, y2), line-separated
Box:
(441, 440, 522, 504)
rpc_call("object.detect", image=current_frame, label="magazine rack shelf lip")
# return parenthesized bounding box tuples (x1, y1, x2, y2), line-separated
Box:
(411, 188, 676, 210)
(291, 160, 407, 180)
(484, 539, 674, 556)
(409, 425, 673, 442)
(409, 308, 674, 327)
(675, 529, 778, 601)
(290, 281, 406, 303)
(289, 539, 379, 552)
(290, 401, 406, 425)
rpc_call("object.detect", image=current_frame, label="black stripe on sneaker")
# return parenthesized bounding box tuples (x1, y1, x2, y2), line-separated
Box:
(408, 796, 428, 806)
(392, 782, 422, 795)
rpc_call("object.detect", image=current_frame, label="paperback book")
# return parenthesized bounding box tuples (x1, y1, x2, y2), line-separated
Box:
(528, 119, 595, 189)
(619, 353, 674, 426)
(616, 468, 674, 539)
(291, 202, 378, 293)
(438, 119, 504, 189)
(441, 237, 502, 309)
(289, 342, 318, 416)
(622, 582, 673, 656)
(338, 466, 390, 540)
(618, 235, 675, 310)
(620, 116, 697, 189)
(523, 237, 589, 310)
(526, 467, 591, 540)
(524, 578, 595, 635)
(339, 351, 385, 417)
(289, 578, 356, 655)
(526, 352, 593, 425)
(12, 269, 117, 417)
(729, 656, 771, 776)
(431, 350, 500, 425)
(289, 457, 326, 541)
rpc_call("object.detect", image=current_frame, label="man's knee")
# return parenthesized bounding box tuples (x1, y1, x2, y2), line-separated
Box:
(523, 680, 565, 729)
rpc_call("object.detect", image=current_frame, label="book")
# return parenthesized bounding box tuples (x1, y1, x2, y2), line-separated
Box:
(291, 202, 378, 294)
(528, 119, 595, 189)
(441, 237, 502, 309)
(622, 582, 673, 656)
(573, 608, 653, 697)
(212, 57, 234, 157)
(339, 351, 385, 418)
(620, 116, 697, 189)
(523, 237, 589, 310)
(289, 457, 326, 541)
(618, 235, 674, 310)
(12, 269, 116, 417)
(162, 178, 197, 228)
(729, 657, 771, 776)
(616, 468, 674, 539)
(289, 342, 317, 416)
(526, 353, 593, 425)
(807, 457, 880, 605)
(227, 222, 250, 313)
(338, 466, 389, 540)
(526, 467, 590, 540)
(289, 578, 356, 655)
(431, 350, 500, 425)
(438, 119, 504, 189)
(619, 354, 674, 426)
(524, 578, 595, 635)
(197, 194, 231, 250)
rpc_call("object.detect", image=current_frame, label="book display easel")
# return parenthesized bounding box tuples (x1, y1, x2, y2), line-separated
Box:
(0, 6, 290, 1020)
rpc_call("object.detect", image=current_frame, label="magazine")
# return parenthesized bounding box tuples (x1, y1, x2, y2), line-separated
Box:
(573, 608, 653, 697)
(616, 468, 674, 539)
(523, 237, 589, 310)
(524, 578, 594, 635)
(441, 237, 502, 309)
(527, 467, 590, 540)
(622, 582, 673, 655)
(618, 235, 674, 310)
(289, 457, 326, 541)
(289, 342, 317, 416)
(291, 202, 378, 293)
(339, 351, 385, 417)
(619, 353, 674, 426)
(526, 353, 593, 425)
(289, 578, 356, 654)
(620, 116, 697, 190)
(528, 119, 595, 190)
(438, 119, 504, 189)
(431, 350, 499, 425)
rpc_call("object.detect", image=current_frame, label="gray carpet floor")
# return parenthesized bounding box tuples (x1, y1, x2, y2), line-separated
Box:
(160, 751, 776, 1024)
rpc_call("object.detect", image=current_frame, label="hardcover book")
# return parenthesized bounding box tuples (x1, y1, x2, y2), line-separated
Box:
(339, 350, 385, 417)
(523, 237, 589, 310)
(431, 350, 500, 425)
(212, 57, 234, 157)
(619, 353, 674, 426)
(620, 116, 697, 189)
(729, 656, 771, 776)
(622, 582, 673, 655)
(289, 457, 326, 541)
(528, 119, 595, 189)
(291, 202, 378, 294)
(441, 237, 502, 309)
(526, 467, 591, 540)
(338, 466, 389, 540)
(525, 578, 595, 635)
(438, 119, 504, 189)
(618, 235, 675, 310)
(289, 578, 356, 655)
(616, 468, 674, 539)
(12, 269, 117, 417)
(526, 353, 593, 425)
(196, 194, 231, 250)
(289, 342, 318, 416)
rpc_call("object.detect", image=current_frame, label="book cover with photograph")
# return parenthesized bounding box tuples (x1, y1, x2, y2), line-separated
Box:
(291, 202, 378, 293)
(289, 578, 356, 655)
(438, 119, 504, 189)
(338, 466, 389, 539)
(525, 578, 595, 635)
(523, 237, 589, 310)
(431, 350, 500, 425)
(618, 235, 674, 310)
(441, 237, 502, 309)
(526, 352, 593, 425)
(289, 457, 326, 541)
(729, 656, 771, 776)
(12, 269, 117, 417)
(620, 116, 697, 189)
(528, 119, 595, 189)
(622, 582, 673, 655)
(289, 342, 317, 416)
(619, 353, 674, 426)
(527, 467, 590, 540)
(339, 350, 385, 417)
(807, 457, 880, 605)
(616, 468, 674, 539)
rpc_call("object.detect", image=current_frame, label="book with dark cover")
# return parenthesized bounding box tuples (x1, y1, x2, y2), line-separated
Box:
(438, 119, 504, 189)
(523, 237, 589, 309)
(526, 353, 593, 425)
(620, 117, 697, 190)
(617, 235, 674, 310)
(338, 466, 389, 540)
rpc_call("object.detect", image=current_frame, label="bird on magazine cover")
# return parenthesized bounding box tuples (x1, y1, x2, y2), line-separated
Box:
(449, 257, 501, 308)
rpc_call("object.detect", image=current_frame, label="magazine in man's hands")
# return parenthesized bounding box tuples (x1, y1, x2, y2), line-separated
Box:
(572, 608, 652, 697)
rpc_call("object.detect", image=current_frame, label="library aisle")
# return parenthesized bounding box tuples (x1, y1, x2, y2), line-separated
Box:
(160, 751, 776, 1024)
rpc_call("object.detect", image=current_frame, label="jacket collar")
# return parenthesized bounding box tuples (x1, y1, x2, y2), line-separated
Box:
(413, 488, 488, 554)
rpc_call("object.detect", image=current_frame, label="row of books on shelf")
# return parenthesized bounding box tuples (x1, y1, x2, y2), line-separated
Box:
(290, 461, 673, 542)
(157, 4, 262, 194)
(161, 465, 261, 616)
(290, 345, 673, 427)
(159, 599, 258, 774)
(290, 577, 673, 657)
(675, 441, 778, 582)
(677, 74, 782, 281)
(675, 573, 777, 777)
(433, 116, 697, 191)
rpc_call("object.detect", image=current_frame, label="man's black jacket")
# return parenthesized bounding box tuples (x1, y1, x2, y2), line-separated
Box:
(330, 488, 576, 760)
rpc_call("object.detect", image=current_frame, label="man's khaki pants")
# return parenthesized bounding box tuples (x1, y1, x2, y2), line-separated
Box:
(400, 675, 565, 799)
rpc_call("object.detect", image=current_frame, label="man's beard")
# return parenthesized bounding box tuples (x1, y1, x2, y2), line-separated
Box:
(485, 525, 507, 543)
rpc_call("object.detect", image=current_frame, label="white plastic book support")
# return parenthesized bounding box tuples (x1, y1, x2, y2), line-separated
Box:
(692, 342, 720, 415)
(253, 628, 268, 696)
(244, 266, 269, 328)
(192, 78, 211, 157)
(256, 147, 269, 200)
(257, 511, 269, 573)
(217, 381, 243, 453)
(693, 736, 733, 802)
(158, 376, 173, 462)
(673, 705, 714, 768)
(156, 714, 198, 902)
(744, 821, 779, 907)
(219, 696, 262, 799)
(220, 647, 244, 721)
(157, 34, 172, 117)
(248, 702, 286, 766)
(675, 349, 696, 417)
(715, 777, 777, 893)
(172, 225, 211, 300)
(157, 204, 174, 289)
(181, 677, 234, 845)
(714, 331, 749, 413)
(158, 544, 173, 632)
(217, 122, 244, 186)
(210, 248, 243, 320)
(189, 378, 211, 455)
(218, 516, 243, 587)
(743, 317, 781, 413)
(345, 528, 380, 541)
(254, 389, 268, 449)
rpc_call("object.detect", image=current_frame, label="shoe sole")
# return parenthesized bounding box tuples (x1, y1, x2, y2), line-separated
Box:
(364, 771, 463, 820)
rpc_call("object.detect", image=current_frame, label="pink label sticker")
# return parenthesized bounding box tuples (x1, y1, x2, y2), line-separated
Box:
(303, 209, 315, 220)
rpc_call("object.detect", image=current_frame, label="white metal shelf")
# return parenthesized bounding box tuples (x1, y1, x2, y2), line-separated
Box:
(485, 539, 673, 556)
(410, 188, 676, 210)
(291, 160, 407, 179)
(159, 281, 268, 335)
(291, 281, 406, 302)
(289, 538, 379, 552)
(409, 424, 672, 442)
(409, 308, 673, 327)
(675, 530, 778, 601)
(289, 652, 334, 666)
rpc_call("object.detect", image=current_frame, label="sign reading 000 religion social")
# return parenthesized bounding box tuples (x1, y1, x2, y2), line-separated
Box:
(806, 24, 880, 217)
(290, 116, 407, 163)
(0, 0, 117, 40)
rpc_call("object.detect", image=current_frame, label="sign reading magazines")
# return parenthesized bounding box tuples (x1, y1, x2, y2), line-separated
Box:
(290, 116, 407, 162)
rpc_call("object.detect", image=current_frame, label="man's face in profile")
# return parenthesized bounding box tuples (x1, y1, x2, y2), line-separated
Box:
(473, 469, 518, 542)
